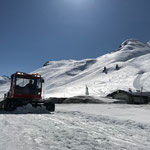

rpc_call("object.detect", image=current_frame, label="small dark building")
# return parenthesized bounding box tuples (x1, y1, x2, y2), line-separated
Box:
(107, 90, 150, 104)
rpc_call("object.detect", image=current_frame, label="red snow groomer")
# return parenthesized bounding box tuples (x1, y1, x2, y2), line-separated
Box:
(0, 72, 55, 112)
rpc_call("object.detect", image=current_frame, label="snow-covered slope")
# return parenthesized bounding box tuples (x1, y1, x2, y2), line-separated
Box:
(1, 39, 150, 98)
(0, 76, 10, 98)
(31, 39, 150, 98)
(0, 39, 150, 150)
(147, 40, 150, 46)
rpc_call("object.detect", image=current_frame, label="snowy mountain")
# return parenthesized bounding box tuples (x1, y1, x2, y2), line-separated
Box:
(1, 39, 150, 150)
(0, 75, 10, 84)
(147, 40, 150, 46)
(31, 39, 150, 98)
(0, 76, 10, 98)
(1, 39, 150, 98)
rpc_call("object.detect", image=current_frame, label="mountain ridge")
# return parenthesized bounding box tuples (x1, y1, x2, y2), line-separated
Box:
(32, 39, 150, 98)
(1, 39, 150, 98)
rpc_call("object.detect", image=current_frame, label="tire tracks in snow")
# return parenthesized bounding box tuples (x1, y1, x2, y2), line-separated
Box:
(41, 111, 150, 150)
(0, 111, 150, 150)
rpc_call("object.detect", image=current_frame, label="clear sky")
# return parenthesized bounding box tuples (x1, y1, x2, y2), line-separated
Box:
(0, 0, 150, 76)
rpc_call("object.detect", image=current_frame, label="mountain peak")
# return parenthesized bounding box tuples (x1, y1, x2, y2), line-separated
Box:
(1, 38, 150, 98)
(119, 39, 148, 50)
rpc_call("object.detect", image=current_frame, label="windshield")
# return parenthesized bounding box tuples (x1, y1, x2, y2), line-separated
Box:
(15, 77, 41, 95)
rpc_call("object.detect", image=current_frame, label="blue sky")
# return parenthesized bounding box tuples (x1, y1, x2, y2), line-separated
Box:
(0, 0, 150, 76)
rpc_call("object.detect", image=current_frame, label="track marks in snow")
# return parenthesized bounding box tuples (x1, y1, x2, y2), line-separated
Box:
(51, 111, 150, 150)
(0, 110, 150, 150)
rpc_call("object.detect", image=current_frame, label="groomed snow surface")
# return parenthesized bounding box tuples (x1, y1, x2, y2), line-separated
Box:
(0, 102, 150, 150)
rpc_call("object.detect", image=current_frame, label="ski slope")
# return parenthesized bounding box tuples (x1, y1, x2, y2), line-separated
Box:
(0, 76, 10, 98)
(31, 39, 150, 98)
(1, 39, 150, 98)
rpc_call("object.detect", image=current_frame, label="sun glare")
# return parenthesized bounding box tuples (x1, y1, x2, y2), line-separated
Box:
(65, 0, 90, 8)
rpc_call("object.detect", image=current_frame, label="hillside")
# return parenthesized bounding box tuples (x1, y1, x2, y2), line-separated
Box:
(0, 39, 150, 150)
(0, 76, 10, 98)
(32, 39, 150, 98)
(1, 39, 150, 98)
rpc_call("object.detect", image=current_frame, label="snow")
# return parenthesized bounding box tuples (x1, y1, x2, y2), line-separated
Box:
(1, 39, 150, 98)
(57, 103, 150, 124)
(31, 39, 150, 98)
(147, 40, 150, 46)
(0, 103, 150, 150)
(0, 39, 150, 149)
(0, 76, 10, 99)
